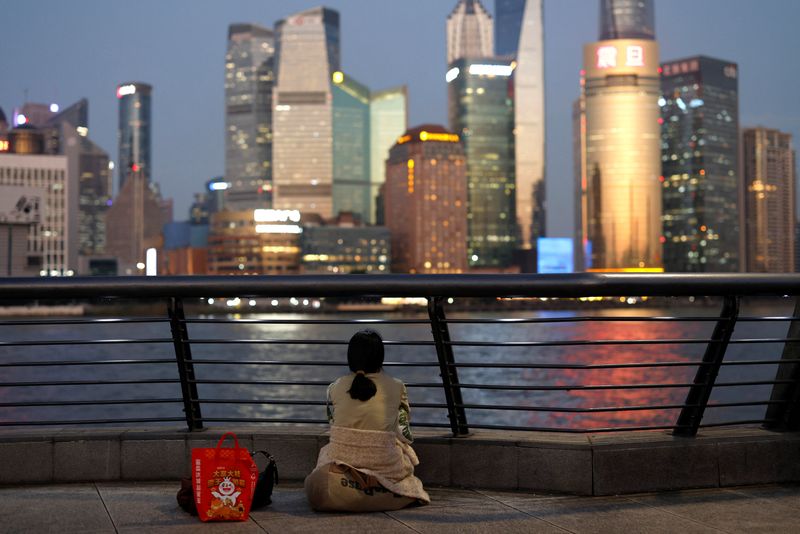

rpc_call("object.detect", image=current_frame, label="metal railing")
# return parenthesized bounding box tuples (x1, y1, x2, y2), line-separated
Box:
(1, 273, 800, 437)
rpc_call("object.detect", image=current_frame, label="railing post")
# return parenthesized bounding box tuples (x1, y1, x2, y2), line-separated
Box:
(764, 296, 800, 431)
(168, 297, 204, 431)
(673, 295, 739, 437)
(427, 296, 468, 436)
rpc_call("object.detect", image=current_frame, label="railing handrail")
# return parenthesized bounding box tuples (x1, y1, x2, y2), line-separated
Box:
(2, 273, 800, 436)
(1, 273, 800, 299)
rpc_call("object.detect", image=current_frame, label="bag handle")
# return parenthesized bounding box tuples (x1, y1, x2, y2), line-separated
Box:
(215, 432, 242, 451)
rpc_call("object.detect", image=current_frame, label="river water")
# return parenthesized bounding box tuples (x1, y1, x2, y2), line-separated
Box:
(0, 299, 795, 431)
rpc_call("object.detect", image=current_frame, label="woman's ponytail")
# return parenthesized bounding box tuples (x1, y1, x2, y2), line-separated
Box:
(346, 330, 384, 401)
(348, 372, 377, 401)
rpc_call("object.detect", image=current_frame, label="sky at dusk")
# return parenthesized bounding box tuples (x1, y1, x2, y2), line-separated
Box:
(2, 0, 798, 237)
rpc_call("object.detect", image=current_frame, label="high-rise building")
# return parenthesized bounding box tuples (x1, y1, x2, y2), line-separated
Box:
(13, 102, 55, 128)
(116, 82, 152, 189)
(576, 0, 661, 271)
(599, 0, 655, 41)
(742, 127, 797, 273)
(448, 58, 516, 269)
(225, 23, 275, 210)
(207, 209, 301, 275)
(447, 0, 494, 64)
(369, 87, 407, 224)
(105, 169, 169, 275)
(660, 56, 740, 272)
(43, 99, 112, 261)
(495, 0, 545, 270)
(272, 7, 340, 218)
(332, 71, 371, 222)
(301, 213, 391, 274)
(385, 125, 467, 274)
(0, 152, 69, 275)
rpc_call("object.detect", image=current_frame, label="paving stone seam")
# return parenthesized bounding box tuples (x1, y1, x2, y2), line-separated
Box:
(248, 515, 272, 533)
(92, 482, 120, 534)
(623, 495, 732, 533)
(722, 486, 800, 514)
(474, 489, 576, 534)
(382, 511, 424, 533)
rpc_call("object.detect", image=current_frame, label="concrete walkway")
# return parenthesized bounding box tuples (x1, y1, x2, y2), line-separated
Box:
(2, 483, 800, 533)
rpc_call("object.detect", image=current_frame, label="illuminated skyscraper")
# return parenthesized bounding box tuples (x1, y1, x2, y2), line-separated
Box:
(495, 0, 545, 270)
(660, 56, 740, 272)
(272, 7, 340, 218)
(447, 0, 493, 64)
(576, 1, 661, 271)
(742, 128, 796, 272)
(332, 72, 371, 222)
(225, 23, 275, 210)
(448, 59, 516, 269)
(369, 87, 407, 224)
(385, 125, 467, 274)
(599, 0, 655, 40)
(116, 82, 151, 189)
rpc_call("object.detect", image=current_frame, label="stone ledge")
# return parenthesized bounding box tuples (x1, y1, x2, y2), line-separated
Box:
(1, 426, 798, 496)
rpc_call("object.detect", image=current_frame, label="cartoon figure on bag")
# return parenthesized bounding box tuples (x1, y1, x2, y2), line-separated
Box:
(212, 477, 241, 507)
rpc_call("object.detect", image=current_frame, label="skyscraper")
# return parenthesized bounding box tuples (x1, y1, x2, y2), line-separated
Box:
(599, 0, 655, 41)
(495, 0, 545, 270)
(332, 71, 371, 222)
(385, 125, 467, 274)
(272, 7, 340, 218)
(447, 0, 494, 64)
(225, 23, 275, 210)
(742, 128, 797, 273)
(116, 82, 151, 190)
(369, 86, 407, 224)
(660, 56, 740, 272)
(448, 59, 516, 269)
(576, 0, 661, 271)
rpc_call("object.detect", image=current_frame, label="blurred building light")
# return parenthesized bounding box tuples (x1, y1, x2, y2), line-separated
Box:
(117, 84, 137, 98)
(445, 67, 460, 83)
(468, 64, 513, 77)
(146, 248, 157, 276)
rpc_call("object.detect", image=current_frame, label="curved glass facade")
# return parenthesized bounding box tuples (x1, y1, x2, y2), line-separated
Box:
(599, 0, 655, 41)
(582, 39, 662, 270)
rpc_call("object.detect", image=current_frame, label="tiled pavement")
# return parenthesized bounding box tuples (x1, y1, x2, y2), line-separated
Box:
(2, 482, 800, 533)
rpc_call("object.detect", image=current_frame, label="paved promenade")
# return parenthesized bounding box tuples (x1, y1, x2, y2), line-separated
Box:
(2, 482, 800, 533)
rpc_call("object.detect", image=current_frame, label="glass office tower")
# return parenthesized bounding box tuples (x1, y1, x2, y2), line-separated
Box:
(447, 0, 494, 64)
(116, 82, 151, 190)
(495, 0, 545, 270)
(448, 58, 516, 268)
(599, 0, 655, 40)
(273, 7, 340, 218)
(225, 23, 275, 210)
(332, 71, 371, 222)
(369, 87, 407, 225)
(661, 56, 740, 272)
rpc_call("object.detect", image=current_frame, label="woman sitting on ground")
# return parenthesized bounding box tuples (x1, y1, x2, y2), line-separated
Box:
(305, 329, 430, 512)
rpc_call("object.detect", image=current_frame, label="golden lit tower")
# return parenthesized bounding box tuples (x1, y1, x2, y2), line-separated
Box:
(576, 0, 662, 271)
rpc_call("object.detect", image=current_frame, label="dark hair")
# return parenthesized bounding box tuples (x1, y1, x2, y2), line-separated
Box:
(346, 329, 384, 401)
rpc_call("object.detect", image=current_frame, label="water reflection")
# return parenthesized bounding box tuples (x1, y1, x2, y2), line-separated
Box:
(0, 303, 793, 431)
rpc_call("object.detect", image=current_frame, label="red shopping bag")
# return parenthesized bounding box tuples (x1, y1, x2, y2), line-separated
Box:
(191, 432, 258, 522)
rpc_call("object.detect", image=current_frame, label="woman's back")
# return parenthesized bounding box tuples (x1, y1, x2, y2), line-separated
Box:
(327, 371, 408, 436)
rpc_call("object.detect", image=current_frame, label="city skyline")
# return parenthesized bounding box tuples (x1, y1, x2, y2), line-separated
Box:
(1, 0, 798, 236)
